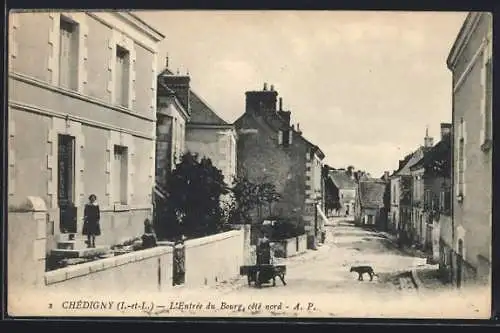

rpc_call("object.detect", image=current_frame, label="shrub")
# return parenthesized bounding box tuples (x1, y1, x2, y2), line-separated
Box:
(268, 217, 305, 240)
(155, 152, 229, 239)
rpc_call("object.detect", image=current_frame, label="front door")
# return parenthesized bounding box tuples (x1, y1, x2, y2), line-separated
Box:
(58, 134, 77, 233)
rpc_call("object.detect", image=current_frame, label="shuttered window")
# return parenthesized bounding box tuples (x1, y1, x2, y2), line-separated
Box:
(59, 18, 78, 90)
(113, 145, 128, 205)
(115, 46, 130, 107)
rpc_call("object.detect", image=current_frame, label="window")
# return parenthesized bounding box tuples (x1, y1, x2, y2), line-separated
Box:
(115, 46, 130, 107)
(424, 189, 432, 210)
(440, 189, 451, 214)
(457, 118, 465, 197)
(59, 17, 78, 90)
(481, 57, 492, 148)
(282, 130, 290, 147)
(392, 185, 397, 204)
(113, 145, 128, 205)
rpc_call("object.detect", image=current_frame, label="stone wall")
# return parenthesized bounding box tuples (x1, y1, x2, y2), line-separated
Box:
(8, 197, 48, 291)
(44, 246, 174, 293)
(184, 230, 244, 287)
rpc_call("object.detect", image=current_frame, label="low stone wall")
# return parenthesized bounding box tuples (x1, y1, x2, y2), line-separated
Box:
(184, 229, 244, 287)
(297, 234, 307, 254)
(273, 234, 308, 258)
(44, 246, 174, 293)
(8, 196, 48, 290)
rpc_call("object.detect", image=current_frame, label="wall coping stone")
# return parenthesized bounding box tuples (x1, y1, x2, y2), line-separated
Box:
(184, 230, 242, 249)
(45, 245, 173, 285)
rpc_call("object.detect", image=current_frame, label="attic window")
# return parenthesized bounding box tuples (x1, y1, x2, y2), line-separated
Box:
(279, 130, 292, 147)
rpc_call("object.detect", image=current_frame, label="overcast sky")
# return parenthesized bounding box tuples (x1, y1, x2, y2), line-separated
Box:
(136, 10, 467, 177)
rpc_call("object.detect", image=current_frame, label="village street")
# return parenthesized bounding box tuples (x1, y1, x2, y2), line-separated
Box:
(159, 218, 484, 318)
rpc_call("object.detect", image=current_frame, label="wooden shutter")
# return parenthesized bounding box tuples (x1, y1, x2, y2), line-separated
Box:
(113, 146, 122, 204)
(278, 130, 283, 145)
(59, 23, 72, 88)
(115, 50, 124, 105)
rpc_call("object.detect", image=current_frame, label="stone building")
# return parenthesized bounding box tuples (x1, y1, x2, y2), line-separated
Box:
(389, 147, 426, 243)
(7, 11, 164, 252)
(328, 169, 357, 216)
(157, 68, 237, 188)
(234, 83, 325, 247)
(447, 12, 492, 287)
(410, 124, 452, 262)
(388, 154, 411, 233)
(354, 179, 387, 228)
(410, 128, 435, 247)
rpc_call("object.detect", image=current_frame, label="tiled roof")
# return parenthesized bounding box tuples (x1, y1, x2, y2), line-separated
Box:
(158, 67, 230, 126)
(188, 91, 229, 125)
(328, 170, 356, 190)
(394, 147, 428, 176)
(358, 180, 386, 208)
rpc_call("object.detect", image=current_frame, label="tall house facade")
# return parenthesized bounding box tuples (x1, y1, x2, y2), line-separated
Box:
(447, 12, 492, 287)
(234, 84, 325, 247)
(8, 11, 164, 250)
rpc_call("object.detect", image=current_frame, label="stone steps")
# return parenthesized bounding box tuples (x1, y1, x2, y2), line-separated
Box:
(57, 239, 88, 250)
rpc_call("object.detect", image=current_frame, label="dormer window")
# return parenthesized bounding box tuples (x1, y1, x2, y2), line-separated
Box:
(278, 129, 292, 147)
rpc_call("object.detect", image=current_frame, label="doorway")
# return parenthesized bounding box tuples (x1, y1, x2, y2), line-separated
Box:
(58, 134, 77, 233)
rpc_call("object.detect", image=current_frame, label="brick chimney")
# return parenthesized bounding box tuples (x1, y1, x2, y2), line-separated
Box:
(296, 123, 302, 135)
(277, 97, 291, 126)
(424, 126, 434, 148)
(245, 83, 278, 115)
(159, 74, 191, 113)
(440, 123, 452, 140)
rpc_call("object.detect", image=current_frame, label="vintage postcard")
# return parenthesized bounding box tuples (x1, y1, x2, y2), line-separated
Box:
(6, 10, 492, 319)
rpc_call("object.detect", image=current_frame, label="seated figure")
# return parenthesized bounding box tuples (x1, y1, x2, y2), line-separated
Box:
(141, 218, 157, 249)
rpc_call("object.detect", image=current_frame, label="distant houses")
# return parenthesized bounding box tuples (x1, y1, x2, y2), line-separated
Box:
(354, 179, 387, 229)
(384, 11, 492, 289)
(326, 168, 357, 216)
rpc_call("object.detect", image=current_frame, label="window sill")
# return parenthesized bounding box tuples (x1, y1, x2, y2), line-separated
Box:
(114, 204, 130, 212)
(480, 140, 492, 152)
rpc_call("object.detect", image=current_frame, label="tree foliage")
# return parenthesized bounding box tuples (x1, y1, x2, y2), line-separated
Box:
(229, 177, 281, 223)
(159, 152, 229, 239)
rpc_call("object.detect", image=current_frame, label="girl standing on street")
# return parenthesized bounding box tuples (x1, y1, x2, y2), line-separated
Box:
(83, 194, 101, 248)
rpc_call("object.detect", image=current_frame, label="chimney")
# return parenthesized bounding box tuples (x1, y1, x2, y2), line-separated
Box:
(398, 159, 405, 169)
(159, 73, 191, 113)
(270, 84, 275, 91)
(424, 126, 434, 148)
(165, 53, 169, 68)
(245, 85, 278, 115)
(384, 171, 390, 181)
(276, 96, 290, 125)
(296, 123, 302, 135)
(440, 123, 452, 140)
